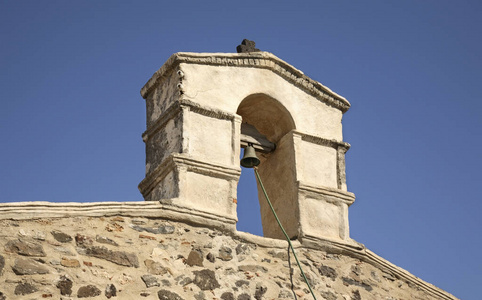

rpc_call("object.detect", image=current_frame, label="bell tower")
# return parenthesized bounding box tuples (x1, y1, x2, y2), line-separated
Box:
(139, 43, 357, 247)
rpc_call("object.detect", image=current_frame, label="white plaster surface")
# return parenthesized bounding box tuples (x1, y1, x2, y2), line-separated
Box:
(180, 64, 343, 141)
(140, 51, 355, 249)
(188, 112, 233, 166)
(298, 141, 338, 188)
(303, 197, 341, 239)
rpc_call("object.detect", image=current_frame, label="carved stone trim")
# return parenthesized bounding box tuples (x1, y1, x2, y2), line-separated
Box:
(292, 130, 351, 191)
(142, 101, 183, 142)
(142, 99, 237, 143)
(142, 99, 236, 142)
(175, 154, 240, 180)
(181, 99, 236, 121)
(0, 201, 164, 220)
(297, 181, 355, 205)
(139, 154, 241, 197)
(293, 130, 350, 150)
(0, 201, 236, 230)
(141, 52, 351, 113)
(138, 155, 176, 197)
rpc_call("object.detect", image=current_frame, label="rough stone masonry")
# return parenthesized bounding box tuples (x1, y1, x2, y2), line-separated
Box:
(0, 211, 457, 299)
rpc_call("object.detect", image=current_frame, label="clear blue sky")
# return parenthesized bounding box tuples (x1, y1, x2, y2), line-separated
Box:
(1, 1, 481, 299)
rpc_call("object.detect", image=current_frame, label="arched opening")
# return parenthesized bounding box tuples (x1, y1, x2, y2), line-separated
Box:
(236, 148, 263, 236)
(236, 94, 296, 239)
(236, 94, 295, 144)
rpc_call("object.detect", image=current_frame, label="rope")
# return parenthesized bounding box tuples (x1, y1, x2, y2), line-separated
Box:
(287, 243, 299, 299)
(253, 167, 317, 300)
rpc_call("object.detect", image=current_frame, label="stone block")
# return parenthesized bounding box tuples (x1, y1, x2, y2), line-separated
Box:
(5, 239, 46, 256)
(77, 285, 101, 298)
(14, 282, 38, 295)
(193, 269, 220, 290)
(51, 230, 73, 243)
(12, 258, 49, 275)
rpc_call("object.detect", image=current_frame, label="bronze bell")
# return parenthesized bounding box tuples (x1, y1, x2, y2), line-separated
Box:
(240, 144, 260, 168)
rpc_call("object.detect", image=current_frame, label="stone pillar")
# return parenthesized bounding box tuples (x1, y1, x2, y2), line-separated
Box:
(255, 130, 355, 244)
(138, 65, 242, 230)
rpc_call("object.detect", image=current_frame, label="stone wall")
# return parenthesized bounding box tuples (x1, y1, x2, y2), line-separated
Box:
(0, 202, 456, 300)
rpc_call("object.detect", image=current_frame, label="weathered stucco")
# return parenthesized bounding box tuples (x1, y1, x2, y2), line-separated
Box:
(139, 51, 355, 245)
(0, 202, 457, 299)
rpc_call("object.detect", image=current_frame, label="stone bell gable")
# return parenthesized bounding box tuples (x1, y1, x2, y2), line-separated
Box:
(138, 51, 356, 248)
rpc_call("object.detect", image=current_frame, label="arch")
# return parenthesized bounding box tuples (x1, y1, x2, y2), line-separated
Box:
(140, 52, 354, 244)
(236, 93, 298, 239)
(236, 93, 295, 143)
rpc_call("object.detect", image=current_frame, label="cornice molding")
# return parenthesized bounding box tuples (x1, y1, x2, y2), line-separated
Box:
(0, 201, 236, 230)
(297, 181, 355, 205)
(293, 130, 351, 150)
(138, 154, 241, 197)
(141, 52, 351, 113)
(142, 99, 237, 143)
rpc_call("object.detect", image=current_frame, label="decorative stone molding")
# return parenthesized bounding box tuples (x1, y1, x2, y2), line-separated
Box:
(294, 130, 351, 150)
(141, 52, 351, 113)
(139, 154, 241, 199)
(142, 99, 238, 143)
(292, 130, 351, 191)
(297, 181, 355, 205)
